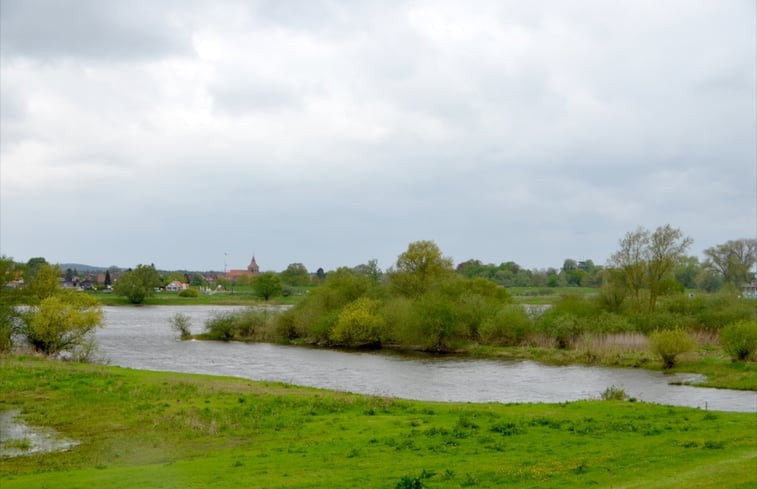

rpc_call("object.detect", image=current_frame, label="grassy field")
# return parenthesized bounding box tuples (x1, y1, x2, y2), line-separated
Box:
(91, 288, 306, 306)
(1, 356, 755, 488)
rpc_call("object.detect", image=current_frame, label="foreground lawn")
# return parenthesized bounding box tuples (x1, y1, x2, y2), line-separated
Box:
(1, 356, 755, 488)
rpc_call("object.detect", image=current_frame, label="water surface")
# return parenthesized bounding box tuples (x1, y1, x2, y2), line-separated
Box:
(95, 306, 757, 412)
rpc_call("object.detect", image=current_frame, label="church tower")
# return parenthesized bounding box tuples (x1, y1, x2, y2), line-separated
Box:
(247, 256, 260, 275)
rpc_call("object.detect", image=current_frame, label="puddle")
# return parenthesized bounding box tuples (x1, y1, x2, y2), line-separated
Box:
(0, 410, 80, 457)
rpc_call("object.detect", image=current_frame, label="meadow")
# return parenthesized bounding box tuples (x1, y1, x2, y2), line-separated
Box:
(1, 355, 755, 488)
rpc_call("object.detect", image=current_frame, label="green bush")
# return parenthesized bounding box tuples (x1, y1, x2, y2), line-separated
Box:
(720, 320, 757, 361)
(648, 329, 695, 368)
(479, 305, 532, 346)
(330, 298, 385, 347)
(178, 288, 199, 298)
(204, 312, 237, 341)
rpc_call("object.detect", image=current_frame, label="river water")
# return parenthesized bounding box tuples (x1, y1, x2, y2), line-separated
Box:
(95, 305, 757, 413)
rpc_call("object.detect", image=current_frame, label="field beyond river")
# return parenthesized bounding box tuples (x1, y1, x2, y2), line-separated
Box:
(1, 355, 756, 489)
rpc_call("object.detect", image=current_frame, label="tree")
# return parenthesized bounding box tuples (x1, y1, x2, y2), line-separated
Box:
(280, 263, 310, 286)
(703, 239, 757, 287)
(252, 272, 282, 300)
(26, 262, 61, 302)
(646, 225, 692, 312)
(352, 259, 382, 282)
(609, 227, 650, 307)
(608, 225, 691, 312)
(0, 256, 23, 352)
(389, 241, 454, 298)
(20, 291, 103, 356)
(649, 329, 695, 369)
(117, 264, 160, 304)
(25, 257, 48, 281)
(104, 270, 112, 288)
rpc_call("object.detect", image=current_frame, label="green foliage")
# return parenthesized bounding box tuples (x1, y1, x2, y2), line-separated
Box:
(703, 239, 757, 287)
(19, 291, 103, 356)
(330, 298, 385, 347)
(25, 262, 60, 302)
(720, 320, 757, 361)
(280, 263, 310, 286)
(600, 385, 629, 401)
(252, 272, 282, 300)
(204, 308, 274, 341)
(649, 329, 695, 368)
(169, 313, 192, 340)
(390, 240, 454, 298)
(117, 264, 160, 304)
(178, 288, 199, 298)
(0, 256, 23, 352)
(478, 305, 533, 346)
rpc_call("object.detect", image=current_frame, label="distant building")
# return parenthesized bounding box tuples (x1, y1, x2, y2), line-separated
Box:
(226, 256, 260, 280)
(166, 281, 189, 292)
(741, 280, 757, 299)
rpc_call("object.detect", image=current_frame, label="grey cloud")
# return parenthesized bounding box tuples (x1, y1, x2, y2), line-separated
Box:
(0, 0, 193, 60)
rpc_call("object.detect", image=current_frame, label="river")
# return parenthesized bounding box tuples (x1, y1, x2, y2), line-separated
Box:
(95, 305, 757, 412)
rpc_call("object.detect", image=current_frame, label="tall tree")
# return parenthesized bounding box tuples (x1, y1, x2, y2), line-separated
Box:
(280, 263, 310, 286)
(117, 264, 160, 304)
(609, 227, 650, 307)
(252, 272, 282, 300)
(389, 240, 454, 297)
(703, 239, 757, 287)
(646, 225, 692, 311)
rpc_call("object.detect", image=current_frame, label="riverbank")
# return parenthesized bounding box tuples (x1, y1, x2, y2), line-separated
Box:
(1, 355, 755, 489)
(190, 332, 757, 392)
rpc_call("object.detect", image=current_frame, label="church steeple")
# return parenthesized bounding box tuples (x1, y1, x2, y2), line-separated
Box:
(247, 255, 260, 275)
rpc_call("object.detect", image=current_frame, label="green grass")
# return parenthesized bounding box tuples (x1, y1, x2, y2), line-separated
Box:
(91, 288, 306, 306)
(507, 287, 600, 305)
(1, 355, 755, 488)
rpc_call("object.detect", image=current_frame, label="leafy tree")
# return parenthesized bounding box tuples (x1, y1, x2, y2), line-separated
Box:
(389, 240, 454, 298)
(104, 270, 112, 288)
(609, 227, 650, 307)
(25, 257, 48, 281)
(253, 272, 282, 300)
(20, 291, 103, 356)
(0, 256, 23, 352)
(26, 262, 62, 302)
(646, 225, 692, 312)
(352, 259, 382, 282)
(316, 268, 326, 280)
(281, 263, 310, 286)
(674, 256, 702, 290)
(190, 274, 205, 286)
(703, 239, 757, 287)
(608, 225, 691, 312)
(65, 268, 74, 283)
(117, 264, 161, 304)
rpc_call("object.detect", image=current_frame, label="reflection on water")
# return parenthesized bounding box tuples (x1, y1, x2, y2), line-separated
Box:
(96, 306, 757, 413)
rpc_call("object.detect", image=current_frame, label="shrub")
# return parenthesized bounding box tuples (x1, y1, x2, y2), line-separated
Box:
(330, 298, 385, 347)
(204, 312, 238, 340)
(178, 288, 199, 298)
(600, 385, 629, 400)
(648, 328, 695, 368)
(479, 305, 533, 346)
(169, 313, 192, 340)
(720, 320, 757, 361)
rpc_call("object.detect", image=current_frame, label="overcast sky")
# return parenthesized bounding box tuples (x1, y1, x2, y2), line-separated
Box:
(1, 0, 755, 273)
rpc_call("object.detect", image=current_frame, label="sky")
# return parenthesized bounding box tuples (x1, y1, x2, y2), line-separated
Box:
(1, 0, 755, 273)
